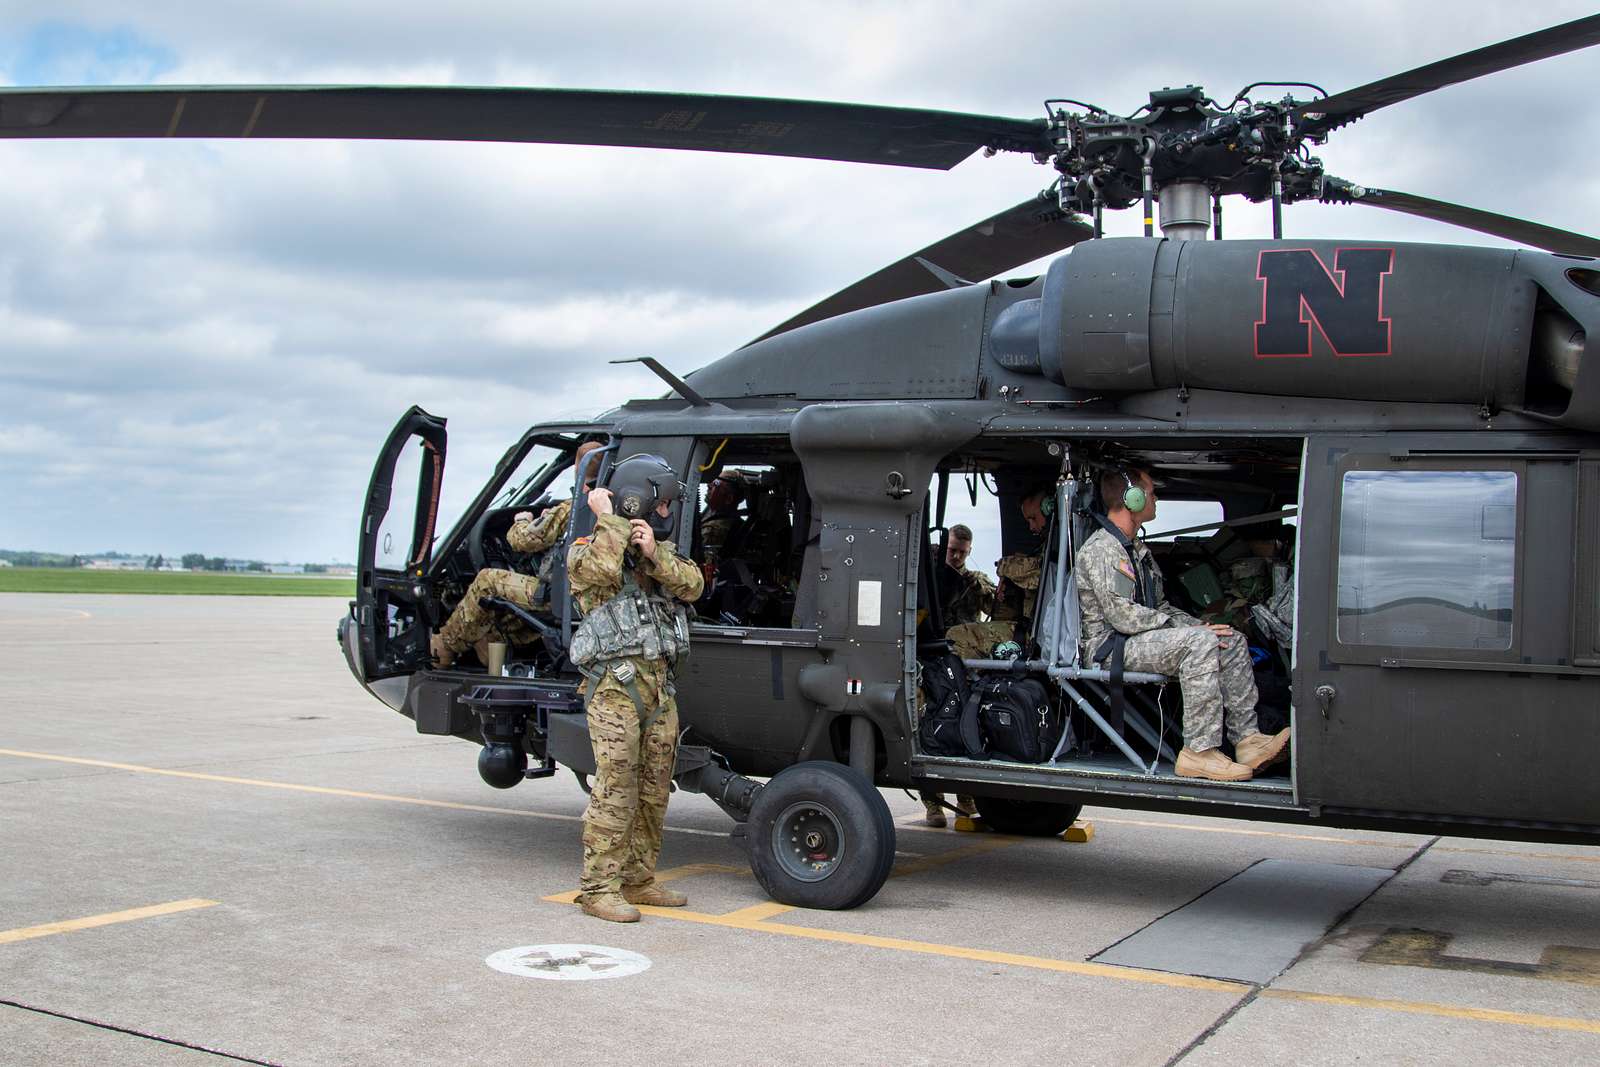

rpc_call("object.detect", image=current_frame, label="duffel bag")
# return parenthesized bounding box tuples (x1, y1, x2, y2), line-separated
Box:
(973, 676, 1062, 763)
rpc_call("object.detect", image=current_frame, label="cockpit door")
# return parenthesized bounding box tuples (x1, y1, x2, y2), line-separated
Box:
(353, 406, 448, 682)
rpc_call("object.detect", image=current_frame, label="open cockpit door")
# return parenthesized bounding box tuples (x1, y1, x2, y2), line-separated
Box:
(352, 406, 448, 683)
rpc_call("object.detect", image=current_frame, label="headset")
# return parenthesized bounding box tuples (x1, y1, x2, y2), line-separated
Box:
(1119, 470, 1148, 514)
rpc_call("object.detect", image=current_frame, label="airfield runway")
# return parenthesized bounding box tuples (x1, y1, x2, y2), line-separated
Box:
(1, 594, 1596, 1066)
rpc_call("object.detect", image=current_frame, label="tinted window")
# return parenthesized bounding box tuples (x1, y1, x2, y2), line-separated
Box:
(1336, 470, 1516, 650)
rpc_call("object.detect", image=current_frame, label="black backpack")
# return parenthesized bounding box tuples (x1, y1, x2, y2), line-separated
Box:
(968, 676, 1063, 764)
(917, 653, 970, 757)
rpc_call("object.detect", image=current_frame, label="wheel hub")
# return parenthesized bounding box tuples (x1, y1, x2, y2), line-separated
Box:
(773, 801, 846, 883)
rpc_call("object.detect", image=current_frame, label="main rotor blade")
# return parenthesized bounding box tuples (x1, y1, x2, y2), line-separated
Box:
(745, 196, 1092, 346)
(1323, 179, 1600, 257)
(1296, 15, 1600, 133)
(0, 85, 1046, 170)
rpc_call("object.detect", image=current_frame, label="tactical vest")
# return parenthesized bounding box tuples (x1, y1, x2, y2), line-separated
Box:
(569, 561, 691, 674)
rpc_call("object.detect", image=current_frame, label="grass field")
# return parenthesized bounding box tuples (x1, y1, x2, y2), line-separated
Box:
(0, 568, 355, 597)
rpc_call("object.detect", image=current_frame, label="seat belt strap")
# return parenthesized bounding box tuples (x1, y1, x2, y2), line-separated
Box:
(1092, 632, 1129, 737)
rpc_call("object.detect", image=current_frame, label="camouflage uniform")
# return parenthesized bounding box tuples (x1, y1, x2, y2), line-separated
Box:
(1075, 527, 1259, 753)
(992, 551, 1044, 623)
(943, 565, 997, 626)
(945, 621, 1016, 660)
(433, 503, 573, 656)
(568, 513, 704, 906)
(699, 509, 739, 563)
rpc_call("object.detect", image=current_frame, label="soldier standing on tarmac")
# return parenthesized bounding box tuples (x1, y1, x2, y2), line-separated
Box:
(1075, 466, 1289, 783)
(567, 455, 704, 923)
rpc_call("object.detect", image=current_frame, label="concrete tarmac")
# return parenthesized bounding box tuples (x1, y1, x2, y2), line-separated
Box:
(1, 593, 1597, 1066)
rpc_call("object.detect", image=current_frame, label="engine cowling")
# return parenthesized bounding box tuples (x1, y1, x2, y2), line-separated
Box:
(989, 237, 1599, 428)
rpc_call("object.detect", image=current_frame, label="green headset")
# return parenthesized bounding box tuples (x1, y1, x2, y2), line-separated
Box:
(1119, 470, 1148, 514)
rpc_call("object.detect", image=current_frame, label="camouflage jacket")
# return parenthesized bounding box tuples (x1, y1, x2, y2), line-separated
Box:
(943, 565, 997, 626)
(1075, 527, 1200, 654)
(507, 499, 572, 555)
(991, 549, 1044, 622)
(568, 513, 704, 617)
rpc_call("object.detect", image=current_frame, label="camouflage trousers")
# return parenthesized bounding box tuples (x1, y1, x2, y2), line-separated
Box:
(1120, 625, 1259, 752)
(436, 569, 540, 655)
(578, 659, 678, 902)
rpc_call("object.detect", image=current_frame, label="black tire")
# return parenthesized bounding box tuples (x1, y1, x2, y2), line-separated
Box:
(747, 761, 896, 910)
(973, 796, 1083, 837)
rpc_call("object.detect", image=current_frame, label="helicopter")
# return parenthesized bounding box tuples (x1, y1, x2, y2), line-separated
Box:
(9, 14, 1599, 909)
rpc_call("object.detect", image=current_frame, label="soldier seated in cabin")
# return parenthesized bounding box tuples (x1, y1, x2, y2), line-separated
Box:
(1075, 466, 1290, 783)
(946, 489, 1050, 661)
(429, 441, 602, 669)
(918, 523, 989, 826)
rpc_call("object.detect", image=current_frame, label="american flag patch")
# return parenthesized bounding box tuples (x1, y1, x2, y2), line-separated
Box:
(1116, 560, 1137, 580)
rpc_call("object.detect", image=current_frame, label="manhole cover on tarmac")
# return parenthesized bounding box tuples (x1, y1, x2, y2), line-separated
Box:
(486, 944, 652, 981)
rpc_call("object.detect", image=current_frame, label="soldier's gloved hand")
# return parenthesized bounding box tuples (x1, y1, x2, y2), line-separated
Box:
(588, 487, 614, 516)
(513, 511, 534, 525)
(629, 519, 658, 561)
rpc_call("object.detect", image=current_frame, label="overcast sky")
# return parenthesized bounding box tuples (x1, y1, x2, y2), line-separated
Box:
(1, 2, 1596, 566)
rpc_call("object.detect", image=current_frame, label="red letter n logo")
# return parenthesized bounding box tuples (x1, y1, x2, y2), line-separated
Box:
(1255, 248, 1394, 358)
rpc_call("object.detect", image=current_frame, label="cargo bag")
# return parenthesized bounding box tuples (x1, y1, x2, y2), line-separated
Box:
(970, 676, 1063, 763)
(917, 652, 970, 757)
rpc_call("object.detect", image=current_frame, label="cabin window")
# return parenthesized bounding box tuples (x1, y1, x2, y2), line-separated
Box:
(1335, 469, 1518, 651)
(689, 440, 811, 629)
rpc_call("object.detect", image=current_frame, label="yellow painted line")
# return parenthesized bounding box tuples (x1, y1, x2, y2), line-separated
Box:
(1437, 845, 1600, 865)
(0, 748, 714, 838)
(539, 863, 746, 906)
(890, 836, 1021, 878)
(1262, 988, 1600, 1035)
(717, 901, 798, 923)
(547, 897, 1247, 992)
(0, 899, 217, 946)
(0, 609, 93, 625)
(1092, 815, 1415, 849)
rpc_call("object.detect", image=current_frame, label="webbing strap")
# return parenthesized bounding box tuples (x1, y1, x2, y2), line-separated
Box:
(582, 662, 667, 733)
(1092, 632, 1129, 736)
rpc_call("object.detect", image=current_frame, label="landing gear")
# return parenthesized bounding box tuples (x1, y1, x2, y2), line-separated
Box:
(973, 796, 1083, 837)
(747, 761, 895, 910)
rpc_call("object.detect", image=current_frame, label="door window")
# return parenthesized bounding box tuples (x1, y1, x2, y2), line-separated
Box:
(1336, 469, 1517, 651)
(375, 438, 441, 572)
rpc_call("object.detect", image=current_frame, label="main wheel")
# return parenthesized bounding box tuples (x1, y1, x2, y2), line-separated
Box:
(747, 761, 896, 910)
(973, 796, 1083, 837)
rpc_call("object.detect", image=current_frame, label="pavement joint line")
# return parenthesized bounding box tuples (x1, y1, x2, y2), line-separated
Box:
(0, 899, 218, 945)
(0, 998, 282, 1066)
(0, 748, 724, 837)
(1257, 988, 1600, 1034)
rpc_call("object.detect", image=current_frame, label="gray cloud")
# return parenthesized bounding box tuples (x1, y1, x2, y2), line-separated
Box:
(1, 2, 1596, 561)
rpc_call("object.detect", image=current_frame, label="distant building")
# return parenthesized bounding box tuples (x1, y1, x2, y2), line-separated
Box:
(0, 559, 11, 568)
(267, 563, 305, 575)
(85, 557, 148, 570)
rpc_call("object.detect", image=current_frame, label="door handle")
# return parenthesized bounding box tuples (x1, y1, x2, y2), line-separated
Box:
(1315, 684, 1336, 719)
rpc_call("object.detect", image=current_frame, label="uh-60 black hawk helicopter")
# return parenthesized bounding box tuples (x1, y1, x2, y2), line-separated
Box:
(11, 15, 1599, 909)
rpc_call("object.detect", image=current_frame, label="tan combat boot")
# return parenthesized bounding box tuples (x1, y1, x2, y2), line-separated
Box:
(1175, 747, 1253, 782)
(428, 632, 455, 669)
(622, 882, 688, 907)
(922, 795, 948, 828)
(956, 795, 977, 818)
(579, 893, 641, 923)
(1234, 729, 1291, 771)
